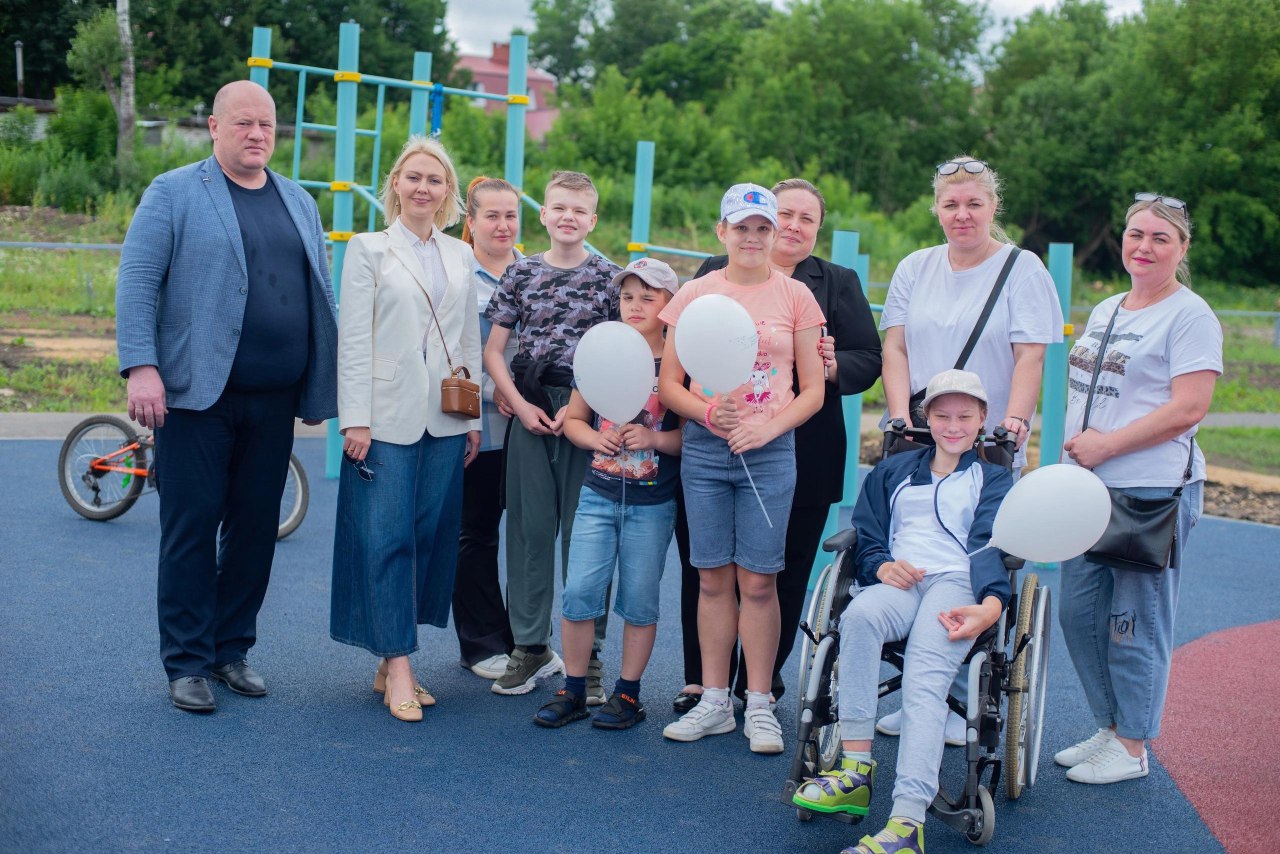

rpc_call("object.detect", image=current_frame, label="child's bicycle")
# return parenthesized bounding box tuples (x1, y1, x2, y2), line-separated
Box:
(58, 415, 309, 539)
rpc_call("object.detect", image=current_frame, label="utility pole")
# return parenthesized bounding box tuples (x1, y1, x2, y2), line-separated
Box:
(14, 40, 23, 98)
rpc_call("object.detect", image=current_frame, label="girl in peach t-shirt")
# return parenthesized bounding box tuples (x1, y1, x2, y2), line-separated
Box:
(658, 183, 825, 754)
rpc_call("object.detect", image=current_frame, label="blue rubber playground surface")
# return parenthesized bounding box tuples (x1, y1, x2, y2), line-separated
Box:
(2, 436, 1276, 852)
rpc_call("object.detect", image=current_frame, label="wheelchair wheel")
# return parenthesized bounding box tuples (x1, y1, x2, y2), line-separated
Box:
(797, 557, 844, 775)
(966, 784, 995, 846)
(58, 415, 148, 521)
(277, 453, 309, 540)
(1005, 575, 1051, 799)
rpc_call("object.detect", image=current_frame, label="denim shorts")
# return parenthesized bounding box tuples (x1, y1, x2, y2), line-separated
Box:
(561, 487, 676, 626)
(679, 421, 796, 574)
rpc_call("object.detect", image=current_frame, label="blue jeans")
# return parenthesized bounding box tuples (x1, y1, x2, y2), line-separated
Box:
(679, 422, 796, 574)
(1059, 481, 1203, 742)
(561, 488, 676, 626)
(330, 429, 465, 657)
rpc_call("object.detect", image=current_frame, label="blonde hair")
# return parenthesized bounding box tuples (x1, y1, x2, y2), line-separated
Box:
(380, 136, 463, 229)
(932, 155, 1010, 244)
(544, 170, 598, 208)
(1126, 196, 1193, 286)
(772, 178, 826, 225)
(461, 175, 520, 245)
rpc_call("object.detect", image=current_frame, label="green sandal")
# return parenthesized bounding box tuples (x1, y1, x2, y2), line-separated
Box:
(792, 756, 875, 816)
(840, 817, 925, 854)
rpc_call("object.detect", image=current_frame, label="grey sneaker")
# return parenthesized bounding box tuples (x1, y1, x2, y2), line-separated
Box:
(586, 653, 605, 706)
(491, 647, 564, 695)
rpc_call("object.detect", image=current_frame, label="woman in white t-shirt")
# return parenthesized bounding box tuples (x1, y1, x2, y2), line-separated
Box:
(880, 156, 1063, 470)
(1055, 194, 1222, 785)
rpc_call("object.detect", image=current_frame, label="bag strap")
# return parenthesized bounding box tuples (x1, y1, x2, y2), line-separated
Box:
(954, 247, 1020, 370)
(1083, 297, 1196, 489)
(421, 280, 466, 378)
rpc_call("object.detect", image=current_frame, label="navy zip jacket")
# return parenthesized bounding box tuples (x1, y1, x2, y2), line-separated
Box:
(851, 445, 1014, 606)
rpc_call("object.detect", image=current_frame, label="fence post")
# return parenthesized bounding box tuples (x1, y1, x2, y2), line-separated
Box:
(504, 34, 528, 237)
(629, 141, 655, 263)
(326, 21, 360, 479)
(813, 230, 866, 580)
(249, 27, 271, 88)
(409, 51, 432, 137)
(1040, 243, 1074, 468)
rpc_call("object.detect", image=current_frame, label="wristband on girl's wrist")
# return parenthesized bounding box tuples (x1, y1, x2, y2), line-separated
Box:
(704, 402, 717, 430)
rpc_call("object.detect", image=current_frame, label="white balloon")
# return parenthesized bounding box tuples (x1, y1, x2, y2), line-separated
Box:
(673, 294, 758, 394)
(989, 464, 1112, 563)
(572, 321, 655, 424)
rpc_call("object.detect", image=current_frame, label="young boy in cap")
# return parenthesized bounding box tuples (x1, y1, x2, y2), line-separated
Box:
(534, 258, 682, 730)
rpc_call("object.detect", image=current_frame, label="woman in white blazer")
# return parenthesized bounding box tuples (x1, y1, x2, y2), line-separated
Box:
(330, 137, 482, 723)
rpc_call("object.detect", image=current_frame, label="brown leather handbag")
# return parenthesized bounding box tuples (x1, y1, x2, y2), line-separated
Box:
(424, 288, 480, 419)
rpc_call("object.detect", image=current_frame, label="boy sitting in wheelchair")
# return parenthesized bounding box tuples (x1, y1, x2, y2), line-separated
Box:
(792, 369, 1013, 854)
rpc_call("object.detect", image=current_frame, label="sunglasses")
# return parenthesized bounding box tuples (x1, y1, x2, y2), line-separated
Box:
(1134, 192, 1188, 215)
(936, 160, 988, 176)
(344, 452, 376, 482)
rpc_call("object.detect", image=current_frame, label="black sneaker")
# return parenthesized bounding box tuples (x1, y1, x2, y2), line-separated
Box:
(533, 689, 589, 728)
(591, 692, 646, 730)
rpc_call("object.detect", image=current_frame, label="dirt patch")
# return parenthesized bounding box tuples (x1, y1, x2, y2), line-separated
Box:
(0, 312, 117, 362)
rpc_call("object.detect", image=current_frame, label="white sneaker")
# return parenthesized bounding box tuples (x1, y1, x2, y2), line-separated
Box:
(662, 698, 736, 742)
(1054, 728, 1118, 768)
(743, 707, 785, 754)
(875, 708, 966, 746)
(467, 654, 510, 680)
(1065, 742, 1148, 784)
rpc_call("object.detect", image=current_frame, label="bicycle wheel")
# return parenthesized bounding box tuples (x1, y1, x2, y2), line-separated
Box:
(58, 415, 148, 521)
(277, 453, 309, 539)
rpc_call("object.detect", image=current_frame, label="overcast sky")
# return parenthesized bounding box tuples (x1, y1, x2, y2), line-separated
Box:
(446, 0, 1145, 56)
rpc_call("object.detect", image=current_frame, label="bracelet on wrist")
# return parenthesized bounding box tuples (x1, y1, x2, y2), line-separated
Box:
(704, 402, 717, 430)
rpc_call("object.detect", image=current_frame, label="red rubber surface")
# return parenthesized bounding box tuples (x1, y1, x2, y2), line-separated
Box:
(1156, 621, 1280, 854)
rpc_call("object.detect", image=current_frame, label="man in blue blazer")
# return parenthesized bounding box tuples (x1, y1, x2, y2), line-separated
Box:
(116, 80, 338, 713)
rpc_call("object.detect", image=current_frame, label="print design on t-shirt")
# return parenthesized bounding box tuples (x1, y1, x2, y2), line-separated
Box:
(1068, 327, 1139, 408)
(590, 382, 667, 485)
(743, 319, 780, 413)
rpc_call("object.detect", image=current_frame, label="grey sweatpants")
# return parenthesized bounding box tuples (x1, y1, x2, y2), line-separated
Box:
(838, 572, 975, 824)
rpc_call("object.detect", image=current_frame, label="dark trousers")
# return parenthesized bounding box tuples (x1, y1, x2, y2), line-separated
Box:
(675, 490, 831, 700)
(452, 449, 514, 666)
(154, 386, 296, 679)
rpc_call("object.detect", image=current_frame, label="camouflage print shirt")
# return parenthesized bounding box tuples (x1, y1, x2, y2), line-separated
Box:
(484, 252, 621, 369)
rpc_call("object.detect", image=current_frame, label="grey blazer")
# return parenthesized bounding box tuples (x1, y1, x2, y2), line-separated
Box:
(116, 155, 338, 421)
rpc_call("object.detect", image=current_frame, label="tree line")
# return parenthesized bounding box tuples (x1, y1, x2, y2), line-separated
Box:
(1, 0, 1276, 284)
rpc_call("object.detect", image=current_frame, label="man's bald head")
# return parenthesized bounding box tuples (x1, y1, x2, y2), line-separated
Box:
(211, 80, 275, 120)
(209, 81, 277, 188)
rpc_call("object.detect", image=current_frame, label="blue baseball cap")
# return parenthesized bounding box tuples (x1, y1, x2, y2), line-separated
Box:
(720, 183, 778, 227)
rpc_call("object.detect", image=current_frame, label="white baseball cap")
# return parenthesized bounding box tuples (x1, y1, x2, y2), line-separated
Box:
(919, 369, 988, 409)
(720, 183, 778, 227)
(610, 257, 679, 296)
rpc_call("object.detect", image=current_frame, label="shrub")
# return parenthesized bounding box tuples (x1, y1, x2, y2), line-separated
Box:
(0, 106, 39, 146)
(35, 153, 104, 213)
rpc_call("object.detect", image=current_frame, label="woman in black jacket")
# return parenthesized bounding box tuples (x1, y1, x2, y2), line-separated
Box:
(673, 178, 882, 711)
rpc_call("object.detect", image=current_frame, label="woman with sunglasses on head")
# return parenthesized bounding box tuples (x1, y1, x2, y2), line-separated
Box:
(1055, 194, 1220, 784)
(330, 137, 483, 722)
(876, 155, 1063, 742)
(671, 178, 882, 714)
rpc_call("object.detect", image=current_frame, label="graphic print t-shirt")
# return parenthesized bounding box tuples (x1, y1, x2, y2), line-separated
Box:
(1060, 288, 1222, 486)
(658, 270, 825, 437)
(583, 358, 680, 504)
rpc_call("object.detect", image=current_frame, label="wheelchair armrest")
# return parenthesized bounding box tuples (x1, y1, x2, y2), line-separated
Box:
(823, 528, 859, 554)
(1002, 552, 1025, 571)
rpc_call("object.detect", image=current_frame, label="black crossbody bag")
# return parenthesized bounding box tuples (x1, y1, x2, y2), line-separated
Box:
(1080, 300, 1192, 573)
(908, 247, 1020, 427)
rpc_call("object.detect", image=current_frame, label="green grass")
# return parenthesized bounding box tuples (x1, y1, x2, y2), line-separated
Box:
(1196, 427, 1280, 477)
(0, 248, 119, 316)
(0, 356, 126, 412)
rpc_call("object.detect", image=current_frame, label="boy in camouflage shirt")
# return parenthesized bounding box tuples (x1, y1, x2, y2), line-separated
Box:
(483, 171, 621, 699)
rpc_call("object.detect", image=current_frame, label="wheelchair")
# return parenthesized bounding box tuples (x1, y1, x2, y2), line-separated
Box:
(782, 420, 1052, 846)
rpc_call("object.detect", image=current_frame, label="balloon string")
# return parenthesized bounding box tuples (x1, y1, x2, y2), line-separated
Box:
(739, 456, 773, 528)
(966, 543, 993, 558)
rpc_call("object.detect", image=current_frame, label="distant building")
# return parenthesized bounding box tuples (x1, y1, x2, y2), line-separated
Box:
(455, 42, 559, 140)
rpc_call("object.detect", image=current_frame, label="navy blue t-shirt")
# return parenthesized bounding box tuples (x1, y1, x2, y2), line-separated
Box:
(225, 175, 311, 391)
(582, 358, 680, 505)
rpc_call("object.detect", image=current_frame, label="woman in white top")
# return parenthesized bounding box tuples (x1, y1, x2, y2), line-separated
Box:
(880, 156, 1063, 469)
(1055, 194, 1221, 784)
(330, 137, 482, 722)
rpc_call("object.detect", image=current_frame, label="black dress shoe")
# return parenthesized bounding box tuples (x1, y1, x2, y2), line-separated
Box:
(211, 660, 267, 697)
(672, 691, 702, 714)
(169, 676, 216, 713)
